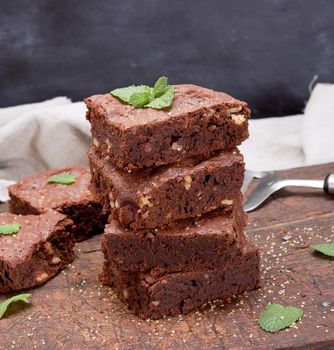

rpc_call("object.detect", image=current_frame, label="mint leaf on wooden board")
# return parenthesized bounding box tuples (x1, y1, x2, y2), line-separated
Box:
(0, 222, 20, 235)
(146, 84, 174, 109)
(258, 303, 303, 333)
(47, 172, 76, 185)
(110, 77, 174, 109)
(0, 294, 31, 319)
(312, 243, 334, 257)
(111, 85, 148, 104)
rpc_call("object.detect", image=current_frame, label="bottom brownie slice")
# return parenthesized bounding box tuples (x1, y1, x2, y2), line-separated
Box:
(0, 211, 75, 292)
(101, 243, 260, 319)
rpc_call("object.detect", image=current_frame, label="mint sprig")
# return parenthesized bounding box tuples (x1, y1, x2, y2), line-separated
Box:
(0, 294, 31, 319)
(111, 76, 174, 109)
(0, 222, 20, 235)
(258, 303, 303, 333)
(47, 172, 76, 185)
(312, 243, 334, 257)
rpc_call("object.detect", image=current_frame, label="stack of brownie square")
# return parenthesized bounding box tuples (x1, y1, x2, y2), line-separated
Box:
(85, 84, 260, 319)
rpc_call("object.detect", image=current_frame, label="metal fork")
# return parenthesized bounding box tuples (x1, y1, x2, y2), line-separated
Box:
(244, 172, 334, 212)
(242, 170, 269, 193)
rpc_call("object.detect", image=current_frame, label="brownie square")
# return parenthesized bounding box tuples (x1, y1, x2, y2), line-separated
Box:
(102, 204, 246, 273)
(89, 148, 244, 229)
(0, 211, 74, 292)
(101, 243, 260, 319)
(8, 166, 108, 241)
(85, 84, 250, 171)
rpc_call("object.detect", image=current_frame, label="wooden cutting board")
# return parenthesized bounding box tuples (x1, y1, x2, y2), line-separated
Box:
(1, 163, 333, 350)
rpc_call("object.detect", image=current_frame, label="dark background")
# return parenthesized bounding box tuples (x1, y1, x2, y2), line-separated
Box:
(1, 0, 333, 117)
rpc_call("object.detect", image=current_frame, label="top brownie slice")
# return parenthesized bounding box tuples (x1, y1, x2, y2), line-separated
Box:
(85, 84, 250, 171)
(8, 166, 107, 241)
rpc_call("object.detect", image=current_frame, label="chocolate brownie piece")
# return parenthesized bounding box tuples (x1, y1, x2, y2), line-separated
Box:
(89, 148, 244, 229)
(8, 166, 108, 241)
(101, 243, 260, 319)
(102, 205, 246, 273)
(0, 211, 74, 292)
(85, 84, 250, 171)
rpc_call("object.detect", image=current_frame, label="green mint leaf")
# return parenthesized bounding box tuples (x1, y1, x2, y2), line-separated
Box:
(111, 85, 148, 104)
(258, 303, 303, 333)
(0, 222, 20, 235)
(129, 87, 154, 108)
(110, 77, 174, 110)
(312, 243, 334, 257)
(0, 293, 31, 319)
(146, 85, 174, 109)
(47, 172, 76, 185)
(153, 76, 169, 97)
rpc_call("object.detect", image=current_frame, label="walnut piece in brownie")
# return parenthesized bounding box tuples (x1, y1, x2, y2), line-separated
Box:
(101, 243, 260, 319)
(85, 84, 250, 171)
(0, 211, 74, 292)
(8, 166, 107, 241)
(89, 148, 244, 229)
(102, 204, 246, 274)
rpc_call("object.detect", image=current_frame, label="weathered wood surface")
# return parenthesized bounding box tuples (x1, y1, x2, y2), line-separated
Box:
(1, 162, 333, 350)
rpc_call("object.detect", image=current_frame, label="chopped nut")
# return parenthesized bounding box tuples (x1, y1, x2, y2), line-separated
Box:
(227, 106, 242, 115)
(221, 199, 233, 205)
(51, 256, 61, 264)
(142, 211, 149, 219)
(171, 142, 183, 151)
(93, 138, 99, 147)
(36, 272, 49, 283)
(207, 107, 217, 114)
(139, 195, 153, 208)
(123, 289, 129, 299)
(105, 139, 112, 151)
(183, 175, 192, 191)
(44, 242, 54, 255)
(208, 125, 217, 132)
(231, 114, 246, 125)
(108, 192, 115, 208)
(150, 300, 160, 307)
(115, 199, 120, 208)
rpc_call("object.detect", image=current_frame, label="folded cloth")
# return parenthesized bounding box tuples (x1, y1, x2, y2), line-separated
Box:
(241, 83, 334, 171)
(0, 98, 90, 182)
(302, 84, 334, 165)
(0, 83, 333, 201)
(0, 180, 15, 202)
(240, 114, 304, 171)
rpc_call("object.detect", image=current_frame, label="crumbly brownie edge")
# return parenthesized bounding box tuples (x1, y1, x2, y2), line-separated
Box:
(8, 190, 42, 215)
(59, 200, 108, 242)
(0, 217, 75, 293)
(9, 188, 107, 242)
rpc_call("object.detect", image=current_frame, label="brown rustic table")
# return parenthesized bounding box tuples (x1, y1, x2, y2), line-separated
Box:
(1, 163, 334, 350)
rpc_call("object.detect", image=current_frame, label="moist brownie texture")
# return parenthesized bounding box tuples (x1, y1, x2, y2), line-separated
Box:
(89, 147, 244, 229)
(0, 211, 74, 292)
(85, 84, 250, 171)
(101, 243, 260, 319)
(8, 166, 107, 241)
(102, 205, 246, 273)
